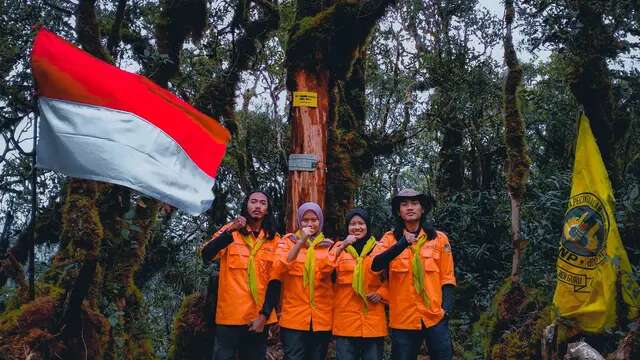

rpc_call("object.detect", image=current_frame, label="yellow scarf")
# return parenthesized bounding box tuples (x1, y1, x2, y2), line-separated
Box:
(241, 231, 266, 304)
(410, 234, 430, 306)
(296, 231, 325, 308)
(344, 236, 377, 312)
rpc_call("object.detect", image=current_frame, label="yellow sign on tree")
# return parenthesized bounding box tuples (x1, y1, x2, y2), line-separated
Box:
(292, 91, 318, 108)
(553, 114, 640, 333)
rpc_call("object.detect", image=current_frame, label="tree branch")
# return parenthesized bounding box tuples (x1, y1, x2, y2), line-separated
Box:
(76, 0, 111, 61)
(107, 0, 128, 58)
(195, 0, 280, 128)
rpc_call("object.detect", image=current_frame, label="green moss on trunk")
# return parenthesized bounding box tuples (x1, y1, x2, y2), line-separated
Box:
(168, 293, 215, 360)
(286, 0, 394, 234)
(468, 280, 552, 360)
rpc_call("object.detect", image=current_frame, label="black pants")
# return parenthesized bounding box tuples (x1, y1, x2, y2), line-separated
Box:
(280, 327, 332, 360)
(390, 319, 453, 360)
(335, 336, 384, 360)
(213, 324, 269, 360)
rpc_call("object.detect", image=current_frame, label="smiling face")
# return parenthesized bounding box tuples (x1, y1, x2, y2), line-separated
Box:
(398, 198, 424, 223)
(348, 215, 368, 240)
(246, 192, 268, 220)
(300, 210, 320, 235)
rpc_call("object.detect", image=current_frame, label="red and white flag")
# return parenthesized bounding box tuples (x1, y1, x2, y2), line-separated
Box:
(31, 29, 230, 214)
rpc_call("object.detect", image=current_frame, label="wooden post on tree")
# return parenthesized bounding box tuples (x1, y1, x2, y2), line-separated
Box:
(286, 70, 330, 232)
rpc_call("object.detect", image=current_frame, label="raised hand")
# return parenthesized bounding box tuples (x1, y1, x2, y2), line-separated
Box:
(229, 216, 247, 231)
(343, 235, 358, 246)
(403, 230, 417, 245)
(301, 225, 315, 239)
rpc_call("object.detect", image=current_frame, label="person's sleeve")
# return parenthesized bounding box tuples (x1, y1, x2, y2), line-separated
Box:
(442, 284, 455, 314)
(369, 241, 385, 274)
(371, 236, 409, 272)
(439, 234, 456, 286)
(199, 226, 234, 264)
(375, 280, 390, 304)
(260, 279, 282, 316)
(322, 240, 340, 271)
(269, 237, 292, 281)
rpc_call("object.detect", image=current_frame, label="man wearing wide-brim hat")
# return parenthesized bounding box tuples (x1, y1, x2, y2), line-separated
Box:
(372, 188, 456, 360)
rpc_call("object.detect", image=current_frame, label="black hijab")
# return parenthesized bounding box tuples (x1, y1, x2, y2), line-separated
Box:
(344, 208, 373, 253)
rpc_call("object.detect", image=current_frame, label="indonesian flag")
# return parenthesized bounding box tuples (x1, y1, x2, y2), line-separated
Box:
(31, 29, 230, 214)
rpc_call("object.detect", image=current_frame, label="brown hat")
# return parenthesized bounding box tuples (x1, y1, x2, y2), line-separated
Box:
(391, 188, 433, 214)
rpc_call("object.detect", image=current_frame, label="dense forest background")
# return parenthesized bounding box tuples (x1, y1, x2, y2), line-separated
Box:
(0, 0, 639, 359)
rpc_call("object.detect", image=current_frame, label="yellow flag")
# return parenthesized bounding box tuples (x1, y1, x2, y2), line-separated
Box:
(553, 114, 640, 332)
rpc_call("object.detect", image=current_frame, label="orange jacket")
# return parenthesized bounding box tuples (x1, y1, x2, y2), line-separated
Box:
(270, 234, 335, 331)
(332, 240, 388, 337)
(378, 229, 456, 330)
(202, 228, 279, 326)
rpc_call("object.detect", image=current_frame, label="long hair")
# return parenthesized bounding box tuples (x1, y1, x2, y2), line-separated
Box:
(239, 190, 277, 240)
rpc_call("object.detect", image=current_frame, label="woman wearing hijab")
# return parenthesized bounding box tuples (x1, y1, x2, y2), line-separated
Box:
(257, 202, 335, 360)
(331, 208, 388, 360)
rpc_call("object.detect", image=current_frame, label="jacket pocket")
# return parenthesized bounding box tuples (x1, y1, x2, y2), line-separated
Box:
(336, 258, 355, 284)
(227, 244, 249, 269)
(421, 247, 440, 272)
(390, 250, 410, 273)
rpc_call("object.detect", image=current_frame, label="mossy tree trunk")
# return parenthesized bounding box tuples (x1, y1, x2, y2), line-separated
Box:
(564, 1, 623, 185)
(437, 118, 465, 196)
(0, 0, 183, 357)
(284, 0, 396, 236)
(470, 3, 534, 357)
(503, 0, 530, 283)
(0, 194, 63, 291)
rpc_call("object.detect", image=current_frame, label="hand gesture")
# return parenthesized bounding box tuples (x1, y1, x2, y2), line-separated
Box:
(366, 292, 382, 304)
(229, 216, 247, 231)
(248, 314, 267, 333)
(317, 239, 334, 248)
(343, 235, 357, 246)
(403, 230, 417, 245)
(301, 226, 315, 239)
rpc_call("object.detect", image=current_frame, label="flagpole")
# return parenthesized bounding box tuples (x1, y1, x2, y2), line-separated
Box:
(29, 100, 38, 301)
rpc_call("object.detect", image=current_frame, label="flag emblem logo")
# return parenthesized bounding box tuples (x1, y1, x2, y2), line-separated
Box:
(560, 192, 608, 269)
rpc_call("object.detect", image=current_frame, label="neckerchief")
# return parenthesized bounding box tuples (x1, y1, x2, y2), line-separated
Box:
(296, 230, 325, 308)
(241, 231, 266, 304)
(344, 236, 377, 312)
(409, 233, 430, 306)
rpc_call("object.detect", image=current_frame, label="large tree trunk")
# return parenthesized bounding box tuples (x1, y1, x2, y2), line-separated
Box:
(284, 0, 395, 235)
(437, 119, 465, 196)
(325, 50, 369, 237)
(565, 1, 621, 185)
(286, 70, 330, 232)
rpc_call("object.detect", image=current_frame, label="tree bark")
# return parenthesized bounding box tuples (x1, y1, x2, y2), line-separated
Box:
(565, 1, 620, 184)
(284, 0, 395, 234)
(286, 70, 330, 232)
(437, 120, 465, 196)
(503, 0, 530, 283)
